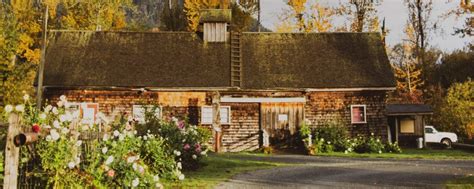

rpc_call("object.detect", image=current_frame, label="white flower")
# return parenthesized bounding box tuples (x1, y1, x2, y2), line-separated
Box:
(327, 141, 331, 145)
(344, 150, 348, 154)
(52, 107, 59, 115)
(143, 136, 148, 141)
(102, 147, 108, 154)
(53, 120, 60, 128)
(132, 163, 138, 170)
(59, 95, 67, 102)
(153, 175, 160, 182)
(378, 150, 382, 154)
(59, 114, 67, 123)
(133, 130, 137, 135)
(4, 105, 13, 113)
(132, 178, 139, 187)
(174, 150, 181, 156)
(44, 105, 52, 112)
(75, 140, 82, 147)
(15, 105, 25, 112)
(119, 134, 125, 141)
(105, 156, 114, 165)
(75, 157, 81, 164)
(50, 129, 60, 141)
(138, 165, 144, 173)
(178, 174, 185, 181)
(57, 101, 64, 107)
(67, 162, 75, 169)
(127, 156, 137, 163)
(45, 135, 52, 141)
(113, 130, 120, 137)
(72, 111, 80, 119)
(23, 94, 30, 101)
(376, 139, 380, 142)
(200, 151, 207, 156)
(102, 134, 109, 141)
(192, 154, 197, 159)
(65, 112, 73, 122)
(64, 102, 72, 109)
(61, 127, 69, 134)
(39, 113, 46, 120)
(177, 162, 182, 170)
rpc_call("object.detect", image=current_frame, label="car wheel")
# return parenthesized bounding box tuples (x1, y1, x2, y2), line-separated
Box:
(441, 138, 452, 149)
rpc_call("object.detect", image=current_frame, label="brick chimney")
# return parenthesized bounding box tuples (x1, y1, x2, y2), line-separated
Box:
(199, 9, 231, 42)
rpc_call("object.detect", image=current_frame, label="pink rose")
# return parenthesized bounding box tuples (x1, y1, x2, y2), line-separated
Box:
(178, 121, 185, 130)
(184, 143, 190, 150)
(107, 169, 115, 178)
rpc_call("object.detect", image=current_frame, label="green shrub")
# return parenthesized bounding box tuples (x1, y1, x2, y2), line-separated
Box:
(385, 141, 402, 153)
(353, 134, 385, 154)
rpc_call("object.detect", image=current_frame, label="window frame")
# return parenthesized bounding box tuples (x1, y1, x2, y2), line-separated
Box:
(350, 105, 367, 124)
(201, 106, 231, 125)
(132, 105, 162, 124)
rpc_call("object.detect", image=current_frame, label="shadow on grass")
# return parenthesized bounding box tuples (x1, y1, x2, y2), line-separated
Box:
(164, 153, 286, 189)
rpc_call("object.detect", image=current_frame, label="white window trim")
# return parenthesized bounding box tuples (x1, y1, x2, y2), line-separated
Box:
(350, 105, 367, 124)
(132, 105, 162, 124)
(201, 106, 231, 125)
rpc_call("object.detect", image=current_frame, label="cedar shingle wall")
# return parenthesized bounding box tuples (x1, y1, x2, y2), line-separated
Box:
(45, 89, 390, 151)
(305, 91, 388, 139)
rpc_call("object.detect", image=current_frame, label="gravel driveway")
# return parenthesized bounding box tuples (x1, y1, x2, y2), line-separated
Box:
(216, 155, 474, 189)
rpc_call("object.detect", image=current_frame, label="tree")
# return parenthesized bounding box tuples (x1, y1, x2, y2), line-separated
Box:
(340, 0, 382, 32)
(183, 0, 230, 32)
(446, 0, 473, 37)
(0, 1, 41, 108)
(276, 0, 336, 33)
(404, 0, 433, 76)
(161, 0, 188, 31)
(389, 24, 425, 103)
(434, 80, 474, 139)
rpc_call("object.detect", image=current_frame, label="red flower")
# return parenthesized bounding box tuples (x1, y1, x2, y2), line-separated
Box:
(32, 124, 40, 133)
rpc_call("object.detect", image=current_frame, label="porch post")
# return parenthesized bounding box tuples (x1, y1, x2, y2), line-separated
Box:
(212, 91, 222, 152)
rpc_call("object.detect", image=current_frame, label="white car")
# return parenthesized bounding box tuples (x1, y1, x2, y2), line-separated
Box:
(424, 125, 458, 148)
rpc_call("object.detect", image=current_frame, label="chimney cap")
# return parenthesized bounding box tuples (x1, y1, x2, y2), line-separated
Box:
(199, 9, 231, 24)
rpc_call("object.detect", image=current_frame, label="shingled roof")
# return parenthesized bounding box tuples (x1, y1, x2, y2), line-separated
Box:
(43, 31, 395, 89)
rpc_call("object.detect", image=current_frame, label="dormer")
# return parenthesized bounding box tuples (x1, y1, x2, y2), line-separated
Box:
(199, 9, 231, 42)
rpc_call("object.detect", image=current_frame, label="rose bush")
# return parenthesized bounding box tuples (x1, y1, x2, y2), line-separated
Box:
(2, 95, 212, 188)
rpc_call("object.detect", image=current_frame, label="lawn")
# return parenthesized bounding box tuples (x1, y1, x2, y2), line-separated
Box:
(163, 153, 286, 188)
(446, 176, 474, 189)
(314, 148, 474, 160)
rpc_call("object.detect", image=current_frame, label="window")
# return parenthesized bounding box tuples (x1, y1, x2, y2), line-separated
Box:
(201, 106, 231, 124)
(132, 105, 161, 124)
(425, 127, 433, 134)
(400, 118, 415, 133)
(80, 103, 99, 125)
(351, 105, 366, 124)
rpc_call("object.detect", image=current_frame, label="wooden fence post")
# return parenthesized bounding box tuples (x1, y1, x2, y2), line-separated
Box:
(3, 113, 21, 189)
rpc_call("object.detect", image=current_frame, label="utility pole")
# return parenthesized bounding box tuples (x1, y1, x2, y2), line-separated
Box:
(36, 5, 48, 110)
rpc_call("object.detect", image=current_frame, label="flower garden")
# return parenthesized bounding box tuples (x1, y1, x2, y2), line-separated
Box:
(299, 120, 402, 155)
(1, 95, 211, 188)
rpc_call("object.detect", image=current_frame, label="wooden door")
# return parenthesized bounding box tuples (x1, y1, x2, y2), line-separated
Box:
(260, 103, 304, 144)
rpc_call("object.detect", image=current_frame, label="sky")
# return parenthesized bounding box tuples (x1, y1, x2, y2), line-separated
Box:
(260, 0, 472, 52)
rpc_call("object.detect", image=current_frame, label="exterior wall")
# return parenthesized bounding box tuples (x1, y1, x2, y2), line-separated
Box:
(44, 89, 390, 151)
(220, 103, 260, 152)
(305, 91, 389, 139)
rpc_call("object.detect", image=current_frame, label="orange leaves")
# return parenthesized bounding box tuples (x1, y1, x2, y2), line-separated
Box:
(184, 0, 230, 32)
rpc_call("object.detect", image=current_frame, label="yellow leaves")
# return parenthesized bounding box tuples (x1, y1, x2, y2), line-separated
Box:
(287, 0, 307, 15)
(277, 1, 335, 33)
(23, 48, 40, 64)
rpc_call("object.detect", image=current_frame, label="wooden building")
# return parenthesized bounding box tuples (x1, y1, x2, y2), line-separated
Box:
(386, 104, 433, 147)
(40, 9, 396, 152)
